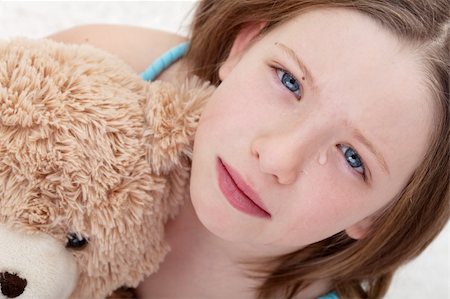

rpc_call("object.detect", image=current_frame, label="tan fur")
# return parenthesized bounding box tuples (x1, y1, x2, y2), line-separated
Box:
(0, 38, 214, 299)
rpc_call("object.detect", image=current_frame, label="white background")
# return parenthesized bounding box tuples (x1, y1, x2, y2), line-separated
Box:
(0, 1, 448, 298)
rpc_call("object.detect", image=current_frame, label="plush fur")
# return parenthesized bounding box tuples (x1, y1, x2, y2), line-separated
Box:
(0, 38, 214, 299)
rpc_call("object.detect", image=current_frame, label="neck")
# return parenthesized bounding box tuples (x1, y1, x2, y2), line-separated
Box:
(137, 197, 261, 299)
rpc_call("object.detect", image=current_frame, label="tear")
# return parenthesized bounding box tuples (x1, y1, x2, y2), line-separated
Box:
(318, 150, 328, 165)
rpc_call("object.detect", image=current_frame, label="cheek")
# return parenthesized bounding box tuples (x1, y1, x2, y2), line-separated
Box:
(277, 160, 368, 244)
(200, 72, 285, 138)
(195, 88, 254, 143)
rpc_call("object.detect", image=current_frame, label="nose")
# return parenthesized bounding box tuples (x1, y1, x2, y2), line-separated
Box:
(251, 130, 314, 185)
(0, 272, 27, 298)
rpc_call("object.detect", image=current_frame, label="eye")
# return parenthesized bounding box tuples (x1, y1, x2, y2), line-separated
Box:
(66, 233, 88, 250)
(338, 144, 366, 178)
(276, 68, 302, 99)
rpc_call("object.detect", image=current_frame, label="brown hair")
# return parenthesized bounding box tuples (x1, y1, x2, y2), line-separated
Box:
(185, 1, 450, 298)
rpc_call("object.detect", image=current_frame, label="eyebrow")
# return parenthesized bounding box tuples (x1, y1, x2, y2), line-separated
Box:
(274, 42, 316, 89)
(352, 128, 390, 175)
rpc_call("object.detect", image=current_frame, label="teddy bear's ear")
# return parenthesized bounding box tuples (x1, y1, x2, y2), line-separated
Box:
(142, 77, 215, 175)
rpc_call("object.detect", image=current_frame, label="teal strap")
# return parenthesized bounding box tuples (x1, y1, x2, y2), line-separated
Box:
(318, 291, 339, 299)
(140, 41, 189, 81)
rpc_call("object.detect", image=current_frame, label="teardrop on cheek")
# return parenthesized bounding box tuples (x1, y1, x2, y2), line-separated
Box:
(318, 151, 328, 165)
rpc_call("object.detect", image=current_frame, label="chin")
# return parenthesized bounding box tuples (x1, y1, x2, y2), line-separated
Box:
(189, 177, 229, 238)
(189, 185, 250, 246)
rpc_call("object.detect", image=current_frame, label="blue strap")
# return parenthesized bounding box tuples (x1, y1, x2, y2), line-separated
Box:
(140, 41, 189, 81)
(318, 291, 339, 299)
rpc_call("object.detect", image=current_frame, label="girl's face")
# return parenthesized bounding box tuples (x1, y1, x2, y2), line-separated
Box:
(190, 8, 433, 255)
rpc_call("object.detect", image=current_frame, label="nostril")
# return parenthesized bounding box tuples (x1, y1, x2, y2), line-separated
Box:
(0, 272, 27, 298)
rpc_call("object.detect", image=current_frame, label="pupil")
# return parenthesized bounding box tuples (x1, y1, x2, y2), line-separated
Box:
(282, 73, 299, 92)
(345, 148, 362, 168)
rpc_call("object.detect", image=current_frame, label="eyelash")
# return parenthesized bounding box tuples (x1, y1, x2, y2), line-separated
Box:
(271, 64, 367, 181)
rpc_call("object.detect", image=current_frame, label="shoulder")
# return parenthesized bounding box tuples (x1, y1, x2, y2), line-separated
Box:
(48, 24, 188, 73)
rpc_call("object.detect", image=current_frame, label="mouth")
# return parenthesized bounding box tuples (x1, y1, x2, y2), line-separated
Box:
(216, 157, 271, 219)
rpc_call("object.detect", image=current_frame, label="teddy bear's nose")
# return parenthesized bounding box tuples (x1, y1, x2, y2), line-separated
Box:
(0, 272, 27, 298)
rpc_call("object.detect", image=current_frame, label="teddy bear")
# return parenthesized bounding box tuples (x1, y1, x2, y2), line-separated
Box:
(0, 37, 214, 299)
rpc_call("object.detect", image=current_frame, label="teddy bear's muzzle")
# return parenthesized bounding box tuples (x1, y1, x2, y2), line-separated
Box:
(0, 224, 79, 299)
(0, 272, 27, 298)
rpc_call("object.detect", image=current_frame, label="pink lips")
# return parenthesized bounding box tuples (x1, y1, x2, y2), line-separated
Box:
(217, 158, 271, 219)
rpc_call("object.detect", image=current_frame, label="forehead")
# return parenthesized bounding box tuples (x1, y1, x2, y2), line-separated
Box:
(256, 8, 434, 176)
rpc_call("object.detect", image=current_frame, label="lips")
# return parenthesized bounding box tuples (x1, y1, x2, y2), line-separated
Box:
(217, 157, 271, 218)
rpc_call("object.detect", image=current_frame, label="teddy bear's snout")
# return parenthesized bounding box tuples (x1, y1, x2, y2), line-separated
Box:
(0, 272, 27, 298)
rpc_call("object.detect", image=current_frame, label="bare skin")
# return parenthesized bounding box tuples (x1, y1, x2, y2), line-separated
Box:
(49, 24, 188, 83)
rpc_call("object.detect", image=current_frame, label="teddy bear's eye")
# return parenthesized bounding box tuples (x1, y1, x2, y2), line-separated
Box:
(66, 233, 88, 250)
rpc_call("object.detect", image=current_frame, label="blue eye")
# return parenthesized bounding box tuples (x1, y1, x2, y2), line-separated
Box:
(338, 144, 366, 177)
(276, 69, 302, 99)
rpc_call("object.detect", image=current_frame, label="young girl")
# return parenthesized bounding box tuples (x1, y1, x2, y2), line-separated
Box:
(50, 1, 449, 298)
